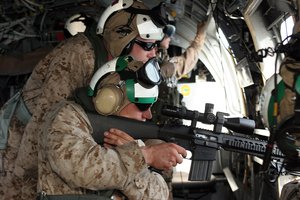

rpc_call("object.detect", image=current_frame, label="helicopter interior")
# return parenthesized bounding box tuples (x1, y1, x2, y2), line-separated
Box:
(1, 0, 300, 200)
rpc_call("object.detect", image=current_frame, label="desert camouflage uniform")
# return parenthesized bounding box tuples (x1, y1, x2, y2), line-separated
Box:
(38, 100, 168, 199)
(1, 33, 96, 200)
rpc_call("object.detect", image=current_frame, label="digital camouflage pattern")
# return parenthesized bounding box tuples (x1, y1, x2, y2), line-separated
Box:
(0, 33, 96, 200)
(38, 100, 168, 199)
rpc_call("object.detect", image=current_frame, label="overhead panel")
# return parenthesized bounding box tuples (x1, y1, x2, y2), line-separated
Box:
(184, 0, 210, 22)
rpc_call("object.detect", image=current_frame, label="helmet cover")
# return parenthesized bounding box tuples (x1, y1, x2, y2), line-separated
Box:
(102, 1, 163, 57)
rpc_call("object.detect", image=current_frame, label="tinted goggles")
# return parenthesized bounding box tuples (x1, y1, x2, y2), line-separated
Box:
(134, 39, 158, 51)
(135, 103, 152, 112)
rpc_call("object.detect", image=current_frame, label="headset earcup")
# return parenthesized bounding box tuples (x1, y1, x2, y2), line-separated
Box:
(93, 85, 124, 115)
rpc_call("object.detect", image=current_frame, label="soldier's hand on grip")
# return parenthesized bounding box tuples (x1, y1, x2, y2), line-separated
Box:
(141, 143, 187, 170)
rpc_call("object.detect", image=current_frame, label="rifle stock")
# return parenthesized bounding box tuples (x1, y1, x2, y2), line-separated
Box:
(88, 104, 284, 181)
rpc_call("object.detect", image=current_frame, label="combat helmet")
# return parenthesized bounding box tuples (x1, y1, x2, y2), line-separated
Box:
(88, 55, 161, 115)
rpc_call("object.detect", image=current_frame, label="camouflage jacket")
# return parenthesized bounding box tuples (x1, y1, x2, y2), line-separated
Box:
(14, 33, 96, 178)
(38, 100, 169, 200)
(0, 33, 99, 200)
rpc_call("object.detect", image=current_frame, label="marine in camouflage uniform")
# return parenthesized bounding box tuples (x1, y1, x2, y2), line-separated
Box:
(38, 103, 168, 200)
(0, 1, 164, 199)
(36, 66, 171, 199)
(0, 33, 96, 200)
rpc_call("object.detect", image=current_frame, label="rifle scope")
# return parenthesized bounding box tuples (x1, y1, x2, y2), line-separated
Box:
(162, 103, 255, 134)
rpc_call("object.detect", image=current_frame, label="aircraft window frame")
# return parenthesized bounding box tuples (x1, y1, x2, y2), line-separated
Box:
(280, 16, 294, 44)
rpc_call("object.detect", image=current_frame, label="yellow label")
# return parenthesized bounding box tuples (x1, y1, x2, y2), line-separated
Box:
(180, 85, 191, 96)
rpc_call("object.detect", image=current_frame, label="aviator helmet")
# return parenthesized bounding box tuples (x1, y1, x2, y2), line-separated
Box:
(88, 55, 161, 115)
(98, 0, 164, 57)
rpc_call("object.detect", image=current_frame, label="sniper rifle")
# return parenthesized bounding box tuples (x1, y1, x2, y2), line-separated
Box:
(88, 103, 284, 181)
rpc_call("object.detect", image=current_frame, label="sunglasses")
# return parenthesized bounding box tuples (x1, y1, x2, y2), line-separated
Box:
(135, 103, 152, 112)
(134, 39, 159, 51)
